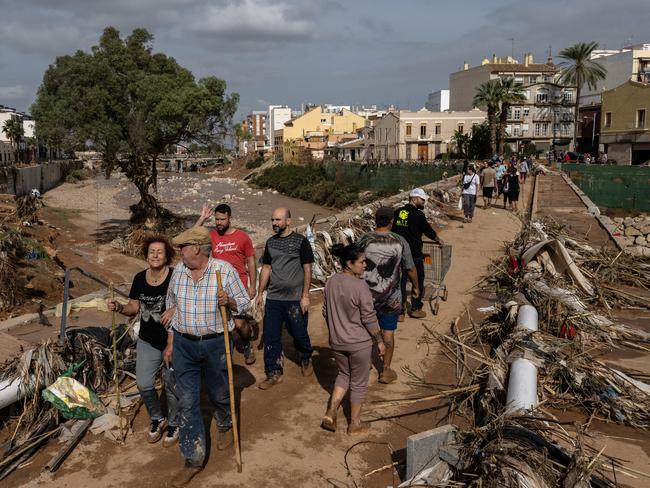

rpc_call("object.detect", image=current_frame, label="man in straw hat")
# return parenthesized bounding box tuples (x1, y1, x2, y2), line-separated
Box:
(165, 226, 250, 486)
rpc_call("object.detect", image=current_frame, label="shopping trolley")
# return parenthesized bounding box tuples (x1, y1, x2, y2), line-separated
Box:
(421, 242, 452, 315)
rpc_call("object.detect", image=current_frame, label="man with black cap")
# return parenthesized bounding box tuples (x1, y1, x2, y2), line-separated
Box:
(165, 226, 250, 487)
(392, 188, 444, 320)
(358, 207, 419, 384)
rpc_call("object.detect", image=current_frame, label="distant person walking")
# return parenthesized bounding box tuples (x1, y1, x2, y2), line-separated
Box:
(360, 207, 418, 384)
(194, 203, 257, 365)
(107, 236, 180, 447)
(256, 207, 314, 389)
(495, 159, 507, 206)
(518, 158, 529, 183)
(392, 188, 443, 320)
(461, 164, 480, 223)
(481, 160, 497, 209)
(504, 166, 520, 211)
(321, 243, 385, 436)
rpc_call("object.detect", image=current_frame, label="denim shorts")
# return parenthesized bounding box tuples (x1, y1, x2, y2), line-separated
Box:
(378, 312, 399, 331)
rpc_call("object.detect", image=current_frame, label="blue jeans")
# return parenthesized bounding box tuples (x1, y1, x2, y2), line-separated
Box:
(173, 331, 232, 467)
(136, 339, 180, 427)
(401, 257, 425, 311)
(263, 299, 313, 376)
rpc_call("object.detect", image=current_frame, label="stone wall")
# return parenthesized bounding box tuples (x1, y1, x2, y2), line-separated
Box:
(612, 216, 650, 256)
(0, 160, 83, 196)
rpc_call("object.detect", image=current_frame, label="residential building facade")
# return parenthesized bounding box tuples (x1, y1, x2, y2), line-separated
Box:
(425, 89, 450, 112)
(266, 105, 292, 151)
(242, 110, 267, 151)
(449, 54, 575, 152)
(372, 109, 487, 161)
(600, 80, 650, 165)
(282, 105, 366, 163)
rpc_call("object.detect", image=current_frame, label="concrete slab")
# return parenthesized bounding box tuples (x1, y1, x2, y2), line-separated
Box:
(406, 424, 458, 479)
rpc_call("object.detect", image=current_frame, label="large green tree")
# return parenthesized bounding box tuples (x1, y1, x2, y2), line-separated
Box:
(473, 80, 500, 155)
(496, 78, 527, 156)
(558, 42, 607, 151)
(2, 119, 24, 163)
(32, 27, 239, 221)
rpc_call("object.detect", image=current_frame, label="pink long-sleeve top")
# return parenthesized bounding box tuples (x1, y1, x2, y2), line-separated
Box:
(322, 273, 379, 351)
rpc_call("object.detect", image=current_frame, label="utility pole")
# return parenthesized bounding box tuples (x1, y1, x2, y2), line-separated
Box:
(508, 38, 515, 60)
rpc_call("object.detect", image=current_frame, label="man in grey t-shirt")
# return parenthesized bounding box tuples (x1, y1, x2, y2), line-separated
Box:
(256, 207, 314, 389)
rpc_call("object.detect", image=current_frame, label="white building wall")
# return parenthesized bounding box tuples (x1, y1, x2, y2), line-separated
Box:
(425, 90, 450, 112)
(267, 106, 292, 146)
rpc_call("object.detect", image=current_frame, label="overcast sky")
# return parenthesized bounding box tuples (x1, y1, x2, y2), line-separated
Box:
(1, 0, 648, 119)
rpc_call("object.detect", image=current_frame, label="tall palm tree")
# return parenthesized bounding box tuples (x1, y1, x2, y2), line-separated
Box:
(558, 42, 607, 151)
(496, 78, 527, 156)
(473, 80, 500, 155)
(2, 119, 24, 163)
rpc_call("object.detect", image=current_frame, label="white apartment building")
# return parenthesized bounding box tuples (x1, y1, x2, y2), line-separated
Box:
(425, 89, 450, 112)
(267, 105, 292, 151)
(450, 54, 575, 151)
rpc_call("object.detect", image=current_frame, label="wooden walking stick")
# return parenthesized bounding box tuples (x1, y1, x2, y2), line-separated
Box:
(215, 270, 243, 473)
(109, 283, 125, 443)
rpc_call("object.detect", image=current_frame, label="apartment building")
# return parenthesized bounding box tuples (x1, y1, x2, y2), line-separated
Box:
(242, 110, 267, 150)
(372, 109, 486, 161)
(266, 105, 292, 151)
(449, 54, 575, 152)
(425, 90, 450, 112)
(600, 80, 650, 165)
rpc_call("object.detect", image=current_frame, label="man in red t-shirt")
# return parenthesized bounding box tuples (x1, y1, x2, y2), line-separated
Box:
(195, 203, 257, 364)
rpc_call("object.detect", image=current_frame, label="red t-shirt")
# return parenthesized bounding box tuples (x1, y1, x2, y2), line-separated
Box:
(209, 229, 255, 288)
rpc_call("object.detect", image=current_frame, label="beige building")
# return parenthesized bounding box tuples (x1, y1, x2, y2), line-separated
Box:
(372, 109, 486, 161)
(600, 80, 650, 165)
(449, 54, 575, 151)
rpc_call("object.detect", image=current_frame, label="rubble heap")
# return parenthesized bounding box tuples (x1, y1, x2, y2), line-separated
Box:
(611, 215, 650, 256)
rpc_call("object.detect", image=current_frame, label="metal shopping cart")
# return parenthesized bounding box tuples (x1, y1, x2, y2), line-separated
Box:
(421, 242, 452, 315)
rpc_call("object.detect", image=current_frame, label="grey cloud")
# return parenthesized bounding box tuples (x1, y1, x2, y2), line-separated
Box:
(0, 85, 27, 100)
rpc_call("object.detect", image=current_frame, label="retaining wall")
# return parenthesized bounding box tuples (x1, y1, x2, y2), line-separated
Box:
(0, 161, 83, 196)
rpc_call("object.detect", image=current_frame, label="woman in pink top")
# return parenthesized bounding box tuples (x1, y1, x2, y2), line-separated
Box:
(321, 244, 386, 435)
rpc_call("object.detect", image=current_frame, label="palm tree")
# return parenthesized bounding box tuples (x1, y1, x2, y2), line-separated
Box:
(451, 129, 471, 158)
(473, 80, 501, 155)
(2, 119, 24, 164)
(558, 42, 607, 151)
(496, 78, 527, 156)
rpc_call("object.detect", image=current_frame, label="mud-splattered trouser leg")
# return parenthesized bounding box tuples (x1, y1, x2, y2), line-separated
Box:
(173, 331, 231, 467)
(263, 299, 285, 376)
(162, 366, 181, 428)
(284, 302, 313, 363)
(136, 339, 164, 421)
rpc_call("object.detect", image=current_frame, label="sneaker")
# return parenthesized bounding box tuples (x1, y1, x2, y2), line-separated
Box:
(171, 461, 202, 487)
(347, 420, 371, 436)
(148, 418, 167, 444)
(216, 428, 234, 451)
(409, 308, 426, 319)
(301, 358, 314, 377)
(243, 343, 256, 365)
(163, 425, 179, 448)
(378, 368, 398, 384)
(258, 372, 283, 390)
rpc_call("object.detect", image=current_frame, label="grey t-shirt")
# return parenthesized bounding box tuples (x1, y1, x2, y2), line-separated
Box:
(262, 232, 314, 301)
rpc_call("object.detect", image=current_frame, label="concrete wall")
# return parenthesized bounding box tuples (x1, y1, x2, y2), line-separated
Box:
(0, 160, 83, 196)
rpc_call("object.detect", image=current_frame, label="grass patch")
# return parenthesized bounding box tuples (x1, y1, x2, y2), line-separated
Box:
(254, 164, 361, 209)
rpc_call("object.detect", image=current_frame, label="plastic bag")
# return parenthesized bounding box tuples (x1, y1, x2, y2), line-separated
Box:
(457, 196, 463, 210)
(42, 376, 105, 420)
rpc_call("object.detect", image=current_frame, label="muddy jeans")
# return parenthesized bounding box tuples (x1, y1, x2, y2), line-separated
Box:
(136, 339, 180, 427)
(263, 299, 313, 376)
(173, 331, 232, 467)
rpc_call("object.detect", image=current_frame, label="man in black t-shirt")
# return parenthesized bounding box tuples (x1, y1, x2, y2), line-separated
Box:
(392, 188, 444, 319)
(256, 207, 314, 390)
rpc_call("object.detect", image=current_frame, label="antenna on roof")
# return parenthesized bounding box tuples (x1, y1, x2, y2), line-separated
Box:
(547, 45, 553, 63)
(508, 38, 515, 60)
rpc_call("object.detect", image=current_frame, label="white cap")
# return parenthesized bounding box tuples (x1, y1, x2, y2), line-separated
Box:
(408, 188, 429, 200)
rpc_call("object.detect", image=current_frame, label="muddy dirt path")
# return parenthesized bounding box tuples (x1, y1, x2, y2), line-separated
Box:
(7, 179, 525, 487)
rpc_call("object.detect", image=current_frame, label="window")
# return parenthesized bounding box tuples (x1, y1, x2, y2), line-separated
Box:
(561, 124, 571, 136)
(637, 109, 646, 128)
(536, 91, 549, 103)
(563, 91, 573, 103)
(406, 144, 411, 159)
(535, 123, 541, 136)
(604, 112, 612, 128)
(457, 124, 464, 134)
(435, 124, 441, 135)
(523, 108, 530, 117)
(406, 124, 412, 136)
(320, 118, 327, 123)
(420, 125, 427, 137)
(513, 108, 522, 120)
(513, 125, 522, 136)
(534, 123, 549, 136)
(541, 123, 549, 136)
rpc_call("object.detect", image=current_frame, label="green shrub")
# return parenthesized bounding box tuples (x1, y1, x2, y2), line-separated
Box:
(245, 155, 265, 169)
(66, 168, 91, 183)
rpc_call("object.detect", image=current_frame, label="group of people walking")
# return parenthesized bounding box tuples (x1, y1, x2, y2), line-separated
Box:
(459, 157, 530, 221)
(108, 188, 443, 486)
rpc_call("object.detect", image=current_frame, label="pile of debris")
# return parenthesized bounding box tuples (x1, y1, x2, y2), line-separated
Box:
(0, 323, 139, 479)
